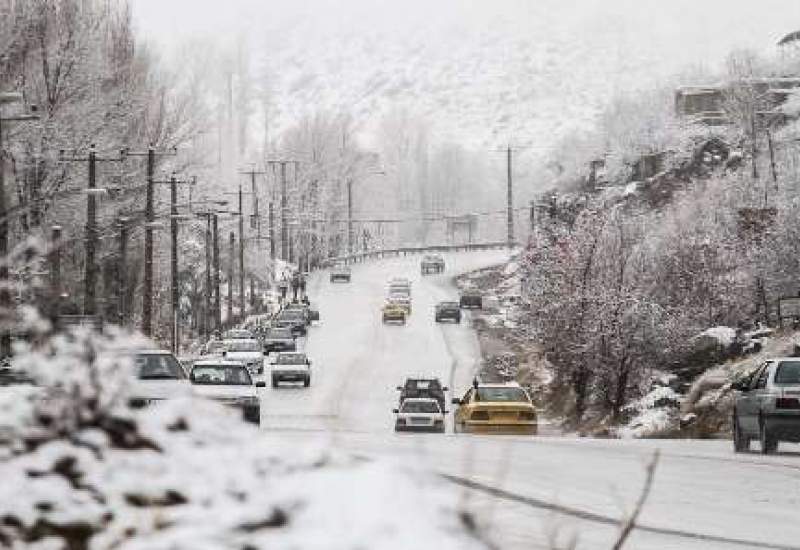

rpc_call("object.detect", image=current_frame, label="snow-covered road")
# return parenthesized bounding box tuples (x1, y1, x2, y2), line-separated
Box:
(261, 252, 800, 550)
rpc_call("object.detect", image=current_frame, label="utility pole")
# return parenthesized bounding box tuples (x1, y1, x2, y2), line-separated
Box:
(121, 145, 176, 337)
(49, 225, 62, 322)
(506, 145, 514, 248)
(204, 215, 212, 336)
(85, 147, 97, 316)
(213, 214, 221, 331)
(347, 178, 354, 254)
(145, 148, 155, 334)
(268, 201, 275, 260)
(266, 159, 299, 262)
(0, 92, 38, 357)
(227, 231, 235, 326)
(238, 184, 245, 321)
(117, 219, 129, 326)
(170, 175, 179, 352)
(58, 145, 124, 318)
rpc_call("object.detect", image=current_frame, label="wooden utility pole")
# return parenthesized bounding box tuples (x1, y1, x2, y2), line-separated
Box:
(117, 219, 129, 326)
(213, 214, 221, 331)
(228, 231, 235, 326)
(506, 145, 515, 247)
(123, 145, 176, 336)
(267, 159, 299, 262)
(58, 145, 124, 317)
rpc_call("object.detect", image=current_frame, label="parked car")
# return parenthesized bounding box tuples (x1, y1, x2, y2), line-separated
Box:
(330, 266, 352, 283)
(397, 378, 448, 412)
(189, 360, 264, 424)
(262, 327, 297, 354)
(451, 382, 537, 435)
(270, 352, 312, 387)
(420, 254, 445, 275)
(732, 357, 800, 454)
(459, 288, 483, 309)
(283, 303, 320, 324)
(222, 338, 266, 375)
(435, 301, 462, 323)
(276, 310, 308, 337)
(393, 398, 447, 433)
(223, 328, 255, 340)
(129, 350, 190, 408)
(382, 302, 407, 325)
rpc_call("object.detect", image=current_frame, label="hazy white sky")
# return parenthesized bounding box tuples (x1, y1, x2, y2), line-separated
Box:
(129, 0, 800, 149)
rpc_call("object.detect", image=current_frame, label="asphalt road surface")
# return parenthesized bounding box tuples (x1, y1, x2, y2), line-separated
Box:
(260, 251, 800, 550)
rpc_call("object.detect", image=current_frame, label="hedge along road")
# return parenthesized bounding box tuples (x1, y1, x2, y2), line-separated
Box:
(259, 250, 800, 550)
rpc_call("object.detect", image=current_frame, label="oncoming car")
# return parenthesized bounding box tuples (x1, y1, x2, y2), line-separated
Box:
(189, 360, 264, 424)
(270, 352, 312, 387)
(330, 266, 352, 283)
(732, 357, 800, 454)
(393, 398, 447, 433)
(451, 382, 537, 434)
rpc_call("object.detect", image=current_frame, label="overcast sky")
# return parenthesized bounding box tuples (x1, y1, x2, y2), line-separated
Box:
(129, 1, 800, 150)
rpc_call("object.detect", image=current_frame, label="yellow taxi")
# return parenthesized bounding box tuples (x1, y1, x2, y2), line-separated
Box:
(382, 302, 407, 324)
(451, 381, 537, 434)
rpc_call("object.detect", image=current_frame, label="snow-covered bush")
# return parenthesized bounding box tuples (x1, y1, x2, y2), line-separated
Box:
(0, 328, 491, 550)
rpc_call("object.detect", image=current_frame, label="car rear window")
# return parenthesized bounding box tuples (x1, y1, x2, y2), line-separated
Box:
(475, 387, 529, 402)
(136, 354, 186, 380)
(775, 361, 800, 385)
(267, 329, 292, 339)
(274, 354, 307, 365)
(401, 401, 440, 413)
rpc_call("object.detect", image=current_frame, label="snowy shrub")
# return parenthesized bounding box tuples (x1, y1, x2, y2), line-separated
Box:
(620, 384, 683, 438)
(0, 328, 492, 550)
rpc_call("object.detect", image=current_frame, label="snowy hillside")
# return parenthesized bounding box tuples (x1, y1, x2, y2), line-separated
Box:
(246, 0, 796, 149)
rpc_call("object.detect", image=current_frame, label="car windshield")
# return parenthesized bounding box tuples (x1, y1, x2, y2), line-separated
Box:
(401, 400, 440, 413)
(274, 354, 308, 365)
(136, 354, 186, 380)
(475, 387, 529, 403)
(267, 329, 292, 339)
(775, 361, 800, 385)
(225, 340, 260, 352)
(191, 365, 252, 385)
(439, 302, 458, 308)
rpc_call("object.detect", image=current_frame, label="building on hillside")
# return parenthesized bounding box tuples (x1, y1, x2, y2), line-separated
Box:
(675, 78, 800, 126)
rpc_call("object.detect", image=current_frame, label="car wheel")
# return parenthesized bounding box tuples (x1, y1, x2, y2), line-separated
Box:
(455, 316, 461, 324)
(733, 415, 750, 453)
(271, 376, 279, 388)
(759, 418, 778, 454)
(304, 376, 310, 387)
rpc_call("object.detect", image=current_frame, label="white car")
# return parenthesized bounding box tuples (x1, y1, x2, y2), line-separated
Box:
(129, 350, 191, 408)
(270, 352, 312, 388)
(393, 397, 447, 433)
(222, 339, 266, 376)
(189, 360, 264, 424)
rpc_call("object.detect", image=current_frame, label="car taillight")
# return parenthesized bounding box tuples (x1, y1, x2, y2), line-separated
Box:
(519, 411, 536, 421)
(776, 397, 800, 409)
(471, 410, 490, 421)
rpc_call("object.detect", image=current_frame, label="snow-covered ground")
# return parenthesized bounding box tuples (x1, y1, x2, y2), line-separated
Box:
(265, 250, 800, 550)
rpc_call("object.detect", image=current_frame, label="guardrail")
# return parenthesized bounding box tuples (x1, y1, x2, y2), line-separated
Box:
(320, 241, 515, 267)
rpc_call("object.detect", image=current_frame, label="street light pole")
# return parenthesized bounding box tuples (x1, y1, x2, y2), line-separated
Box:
(213, 214, 221, 331)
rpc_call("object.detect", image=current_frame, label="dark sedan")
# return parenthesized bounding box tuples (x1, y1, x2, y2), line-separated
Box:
(459, 289, 483, 309)
(262, 328, 297, 354)
(435, 301, 462, 323)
